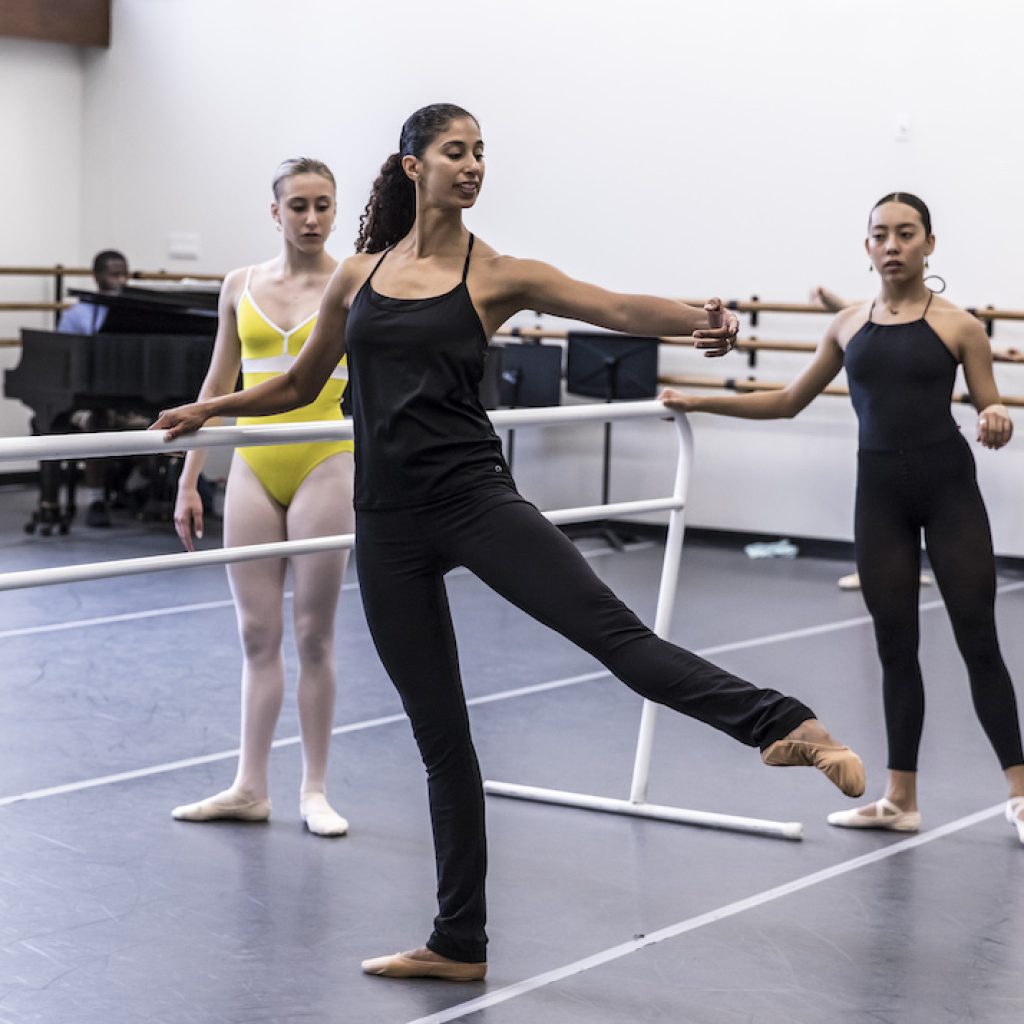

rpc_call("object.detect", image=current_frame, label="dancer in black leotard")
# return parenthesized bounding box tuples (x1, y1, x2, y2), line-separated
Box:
(663, 191, 1024, 843)
(154, 103, 864, 980)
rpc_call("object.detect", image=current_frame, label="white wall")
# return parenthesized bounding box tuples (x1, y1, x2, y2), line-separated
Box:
(7, 0, 1024, 549)
(0, 38, 84, 466)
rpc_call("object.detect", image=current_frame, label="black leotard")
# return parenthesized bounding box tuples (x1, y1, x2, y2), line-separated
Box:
(843, 298, 1021, 773)
(344, 234, 509, 509)
(844, 293, 959, 451)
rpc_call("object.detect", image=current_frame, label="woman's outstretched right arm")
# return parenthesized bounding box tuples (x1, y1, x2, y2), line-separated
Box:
(660, 318, 848, 419)
(152, 261, 355, 441)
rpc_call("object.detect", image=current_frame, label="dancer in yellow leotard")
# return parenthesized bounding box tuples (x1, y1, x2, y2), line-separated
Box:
(170, 158, 354, 836)
(235, 270, 352, 504)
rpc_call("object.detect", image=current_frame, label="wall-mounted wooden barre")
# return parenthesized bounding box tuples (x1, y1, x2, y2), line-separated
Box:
(131, 271, 223, 282)
(677, 299, 1024, 324)
(2, 267, 1023, 321)
(659, 374, 1024, 408)
(0, 316, 1017, 362)
(659, 374, 849, 399)
(965, 307, 1024, 323)
(677, 299, 830, 315)
(0, 267, 224, 283)
(3, 266, 1024, 323)
(496, 328, 1024, 363)
(498, 327, 820, 354)
(661, 337, 819, 355)
(0, 302, 68, 313)
(0, 266, 92, 277)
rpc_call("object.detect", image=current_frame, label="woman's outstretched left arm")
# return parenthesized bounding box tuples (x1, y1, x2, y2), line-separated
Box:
(492, 258, 738, 356)
(959, 316, 1013, 449)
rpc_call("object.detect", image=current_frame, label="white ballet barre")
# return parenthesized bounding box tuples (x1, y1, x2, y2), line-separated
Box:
(480, 409, 803, 841)
(0, 403, 802, 839)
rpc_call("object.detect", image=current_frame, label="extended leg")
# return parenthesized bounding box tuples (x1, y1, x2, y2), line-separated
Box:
(449, 494, 811, 745)
(437, 490, 860, 794)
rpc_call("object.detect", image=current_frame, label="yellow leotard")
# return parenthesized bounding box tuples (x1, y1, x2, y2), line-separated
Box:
(235, 268, 353, 506)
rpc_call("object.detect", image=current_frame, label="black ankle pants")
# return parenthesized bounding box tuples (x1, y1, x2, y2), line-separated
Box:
(855, 433, 1023, 773)
(355, 482, 814, 963)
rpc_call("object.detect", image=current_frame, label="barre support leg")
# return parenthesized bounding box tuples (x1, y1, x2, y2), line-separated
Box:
(482, 781, 803, 839)
(485, 415, 806, 842)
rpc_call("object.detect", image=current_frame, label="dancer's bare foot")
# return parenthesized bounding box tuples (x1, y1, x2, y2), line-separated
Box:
(361, 946, 487, 981)
(762, 719, 866, 797)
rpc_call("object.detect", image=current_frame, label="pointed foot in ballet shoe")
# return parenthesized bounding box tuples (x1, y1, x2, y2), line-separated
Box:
(827, 797, 921, 832)
(1005, 797, 1024, 845)
(762, 739, 866, 798)
(300, 794, 349, 837)
(171, 792, 271, 823)
(361, 951, 487, 982)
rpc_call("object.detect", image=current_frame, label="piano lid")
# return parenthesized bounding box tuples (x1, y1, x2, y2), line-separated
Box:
(69, 286, 219, 336)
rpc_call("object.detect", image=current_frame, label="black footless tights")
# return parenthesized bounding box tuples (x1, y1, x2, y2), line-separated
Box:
(356, 482, 814, 963)
(855, 434, 1023, 774)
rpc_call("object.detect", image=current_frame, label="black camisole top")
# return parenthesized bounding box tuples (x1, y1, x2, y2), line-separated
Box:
(344, 234, 509, 509)
(843, 294, 959, 452)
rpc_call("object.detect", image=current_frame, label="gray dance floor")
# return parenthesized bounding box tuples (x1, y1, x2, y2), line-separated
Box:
(2, 485, 1024, 1024)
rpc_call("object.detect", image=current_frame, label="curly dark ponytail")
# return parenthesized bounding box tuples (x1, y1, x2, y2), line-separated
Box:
(356, 102, 478, 253)
(356, 153, 415, 254)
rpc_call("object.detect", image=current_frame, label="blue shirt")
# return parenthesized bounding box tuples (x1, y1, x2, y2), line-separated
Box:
(58, 300, 107, 335)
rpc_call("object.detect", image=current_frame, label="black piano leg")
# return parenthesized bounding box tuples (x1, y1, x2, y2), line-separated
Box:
(25, 459, 75, 536)
(65, 458, 79, 528)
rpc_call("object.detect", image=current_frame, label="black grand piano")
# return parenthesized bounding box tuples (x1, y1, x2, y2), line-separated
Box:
(5, 285, 218, 534)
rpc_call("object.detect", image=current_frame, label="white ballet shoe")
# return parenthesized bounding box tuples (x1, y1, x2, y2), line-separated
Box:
(300, 793, 349, 837)
(838, 571, 933, 591)
(171, 790, 271, 822)
(827, 796, 920, 831)
(1005, 797, 1024, 845)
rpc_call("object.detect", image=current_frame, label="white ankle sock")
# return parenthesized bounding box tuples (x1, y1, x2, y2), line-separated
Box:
(172, 788, 271, 822)
(300, 792, 348, 836)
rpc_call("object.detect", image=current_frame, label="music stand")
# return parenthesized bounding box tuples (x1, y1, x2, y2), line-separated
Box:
(566, 332, 660, 548)
(494, 341, 562, 468)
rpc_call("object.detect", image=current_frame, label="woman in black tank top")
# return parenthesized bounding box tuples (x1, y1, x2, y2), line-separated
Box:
(663, 192, 1024, 843)
(155, 103, 865, 979)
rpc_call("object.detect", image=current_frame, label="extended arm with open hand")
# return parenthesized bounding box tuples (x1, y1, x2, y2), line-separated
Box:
(660, 330, 846, 418)
(491, 258, 739, 354)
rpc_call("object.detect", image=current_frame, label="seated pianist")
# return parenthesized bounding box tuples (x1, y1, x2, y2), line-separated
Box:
(6, 258, 218, 534)
(57, 249, 129, 527)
